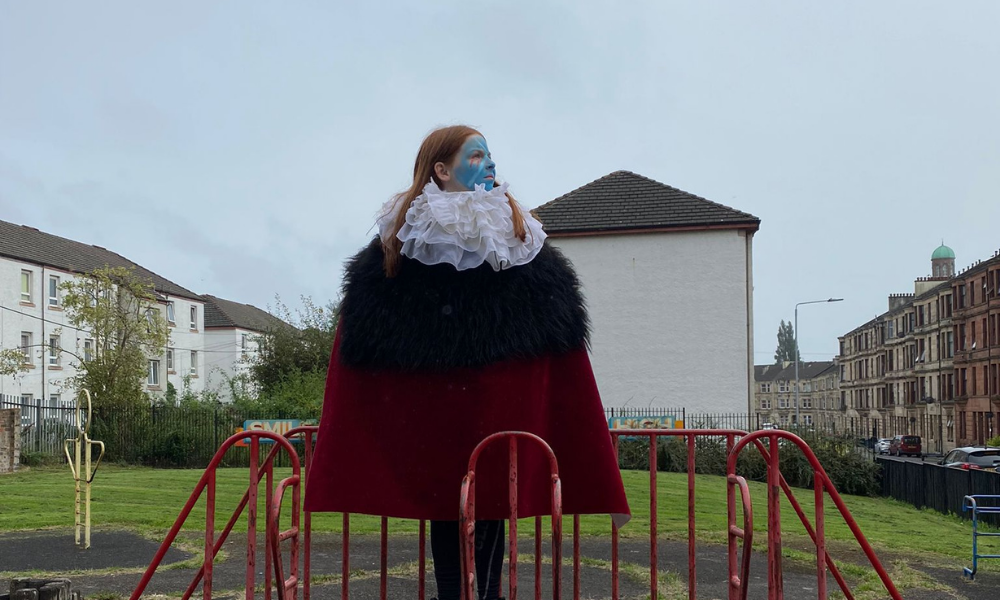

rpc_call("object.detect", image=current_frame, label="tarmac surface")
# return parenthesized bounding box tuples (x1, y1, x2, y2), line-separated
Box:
(3, 528, 999, 599)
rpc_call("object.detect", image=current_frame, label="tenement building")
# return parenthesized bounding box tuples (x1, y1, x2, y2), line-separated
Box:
(838, 244, 1000, 453)
(754, 360, 840, 430)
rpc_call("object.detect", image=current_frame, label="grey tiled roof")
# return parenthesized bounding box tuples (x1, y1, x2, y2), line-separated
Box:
(755, 361, 836, 382)
(532, 171, 760, 235)
(202, 295, 288, 332)
(0, 219, 200, 300)
(755, 364, 784, 382)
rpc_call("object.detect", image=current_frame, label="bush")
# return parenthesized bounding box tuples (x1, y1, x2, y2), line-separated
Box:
(988, 435, 1000, 447)
(617, 432, 880, 497)
(19, 449, 64, 467)
(140, 428, 200, 467)
(232, 369, 326, 420)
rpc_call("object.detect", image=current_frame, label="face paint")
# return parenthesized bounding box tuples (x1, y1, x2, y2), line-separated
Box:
(452, 135, 496, 191)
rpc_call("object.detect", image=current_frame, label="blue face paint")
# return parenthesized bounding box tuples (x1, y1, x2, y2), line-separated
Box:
(452, 136, 496, 191)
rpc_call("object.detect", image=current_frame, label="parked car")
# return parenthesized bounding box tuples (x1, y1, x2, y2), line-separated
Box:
(889, 435, 922, 457)
(876, 438, 892, 454)
(938, 447, 1000, 471)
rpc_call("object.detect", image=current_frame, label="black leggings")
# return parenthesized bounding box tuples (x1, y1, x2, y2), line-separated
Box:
(430, 520, 505, 600)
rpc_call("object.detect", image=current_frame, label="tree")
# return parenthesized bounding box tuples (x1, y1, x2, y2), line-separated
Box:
(0, 348, 30, 378)
(60, 266, 170, 409)
(774, 320, 800, 364)
(242, 296, 338, 417)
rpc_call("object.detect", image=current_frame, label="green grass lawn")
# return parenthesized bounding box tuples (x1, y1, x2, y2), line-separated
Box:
(2, 465, 994, 566)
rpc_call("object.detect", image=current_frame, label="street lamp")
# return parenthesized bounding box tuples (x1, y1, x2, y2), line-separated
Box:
(795, 298, 844, 427)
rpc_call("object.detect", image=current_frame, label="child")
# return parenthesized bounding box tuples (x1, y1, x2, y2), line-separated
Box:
(306, 125, 629, 600)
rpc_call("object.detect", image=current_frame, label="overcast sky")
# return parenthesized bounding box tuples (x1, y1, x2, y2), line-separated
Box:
(2, 1, 999, 364)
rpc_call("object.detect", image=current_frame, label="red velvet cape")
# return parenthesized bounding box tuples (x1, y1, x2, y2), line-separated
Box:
(305, 329, 630, 522)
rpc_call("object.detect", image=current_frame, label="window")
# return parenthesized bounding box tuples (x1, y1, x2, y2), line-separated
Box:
(760, 398, 771, 410)
(760, 383, 771, 393)
(84, 339, 94, 362)
(48, 335, 60, 366)
(779, 397, 790, 409)
(802, 397, 812, 409)
(821, 397, 827, 410)
(20, 270, 32, 303)
(190, 306, 198, 331)
(166, 348, 174, 371)
(166, 302, 176, 325)
(49, 393, 60, 408)
(945, 331, 954, 358)
(778, 382, 789, 393)
(48, 275, 60, 306)
(190, 350, 198, 376)
(148, 360, 160, 386)
(241, 333, 249, 356)
(19, 332, 33, 364)
(21, 393, 33, 404)
(802, 414, 813, 426)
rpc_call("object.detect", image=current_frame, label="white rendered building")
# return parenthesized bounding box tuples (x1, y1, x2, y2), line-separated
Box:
(533, 171, 760, 415)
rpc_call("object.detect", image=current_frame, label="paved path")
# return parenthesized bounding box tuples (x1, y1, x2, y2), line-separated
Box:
(2, 529, 998, 599)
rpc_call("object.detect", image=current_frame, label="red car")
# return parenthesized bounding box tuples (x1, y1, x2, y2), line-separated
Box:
(889, 435, 922, 457)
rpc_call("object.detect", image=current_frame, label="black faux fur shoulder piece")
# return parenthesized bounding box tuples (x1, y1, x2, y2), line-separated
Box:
(337, 238, 590, 371)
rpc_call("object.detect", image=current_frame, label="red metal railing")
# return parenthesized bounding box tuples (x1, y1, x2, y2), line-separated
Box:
(604, 430, 755, 600)
(133, 426, 901, 600)
(129, 429, 309, 600)
(727, 430, 904, 600)
(459, 432, 563, 600)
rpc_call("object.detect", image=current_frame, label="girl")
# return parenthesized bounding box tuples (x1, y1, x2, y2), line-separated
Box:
(306, 125, 629, 600)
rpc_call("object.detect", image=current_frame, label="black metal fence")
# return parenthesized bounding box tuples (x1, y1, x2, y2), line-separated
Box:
(5, 398, 876, 470)
(1, 396, 307, 468)
(88, 404, 306, 468)
(1, 396, 78, 458)
(605, 408, 758, 429)
(603, 408, 852, 435)
(878, 457, 1000, 527)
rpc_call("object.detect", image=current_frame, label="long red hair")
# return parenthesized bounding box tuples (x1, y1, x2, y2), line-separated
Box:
(382, 125, 528, 276)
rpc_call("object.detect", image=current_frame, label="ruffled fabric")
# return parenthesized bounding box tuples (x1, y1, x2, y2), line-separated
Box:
(377, 180, 547, 271)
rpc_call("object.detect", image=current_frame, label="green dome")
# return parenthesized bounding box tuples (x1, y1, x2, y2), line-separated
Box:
(932, 244, 955, 260)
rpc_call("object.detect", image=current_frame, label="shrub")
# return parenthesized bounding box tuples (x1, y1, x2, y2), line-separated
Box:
(618, 432, 880, 497)
(19, 449, 64, 467)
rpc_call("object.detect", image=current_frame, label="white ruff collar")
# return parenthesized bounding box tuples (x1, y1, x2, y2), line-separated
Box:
(376, 180, 547, 271)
